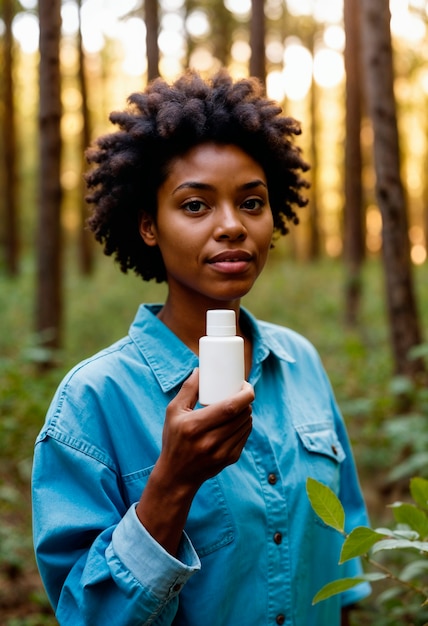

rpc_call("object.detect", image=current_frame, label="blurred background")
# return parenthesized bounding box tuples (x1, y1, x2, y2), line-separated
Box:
(0, 0, 427, 624)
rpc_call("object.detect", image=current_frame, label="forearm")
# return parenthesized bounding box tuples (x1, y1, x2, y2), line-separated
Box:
(33, 440, 200, 626)
(136, 460, 198, 557)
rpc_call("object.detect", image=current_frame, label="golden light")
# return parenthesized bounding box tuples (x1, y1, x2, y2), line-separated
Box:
(12, 12, 39, 54)
(60, 42, 79, 69)
(61, 169, 79, 191)
(411, 244, 427, 265)
(266, 40, 284, 64)
(366, 205, 382, 234)
(159, 57, 183, 81)
(313, 48, 344, 88)
(325, 235, 343, 257)
(186, 10, 210, 39)
(161, 0, 185, 10)
(266, 70, 286, 102)
(62, 86, 83, 110)
(390, 0, 426, 42)
(283, 42, 313, 101)
(409, 225, 425, 245)
(189, 47, 217, 73)
(323, 25, 345, 51)
(231, 40, 251, 64)
(224, 0, 251, 17)
(121, 18, 147, 76)
(366, 205, 383, 253)
(61, 112, 83, 137)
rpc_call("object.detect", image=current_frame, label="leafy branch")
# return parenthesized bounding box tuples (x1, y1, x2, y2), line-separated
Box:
(306, 476, 428, 608)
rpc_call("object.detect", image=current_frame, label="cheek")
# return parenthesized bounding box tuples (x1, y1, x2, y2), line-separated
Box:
(258, 216, 274, 252)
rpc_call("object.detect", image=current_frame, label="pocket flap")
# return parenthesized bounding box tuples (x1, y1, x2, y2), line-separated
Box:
(295, 422, 346, 463)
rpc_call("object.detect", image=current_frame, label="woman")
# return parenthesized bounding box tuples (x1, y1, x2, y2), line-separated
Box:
(32, 70, 370, 625)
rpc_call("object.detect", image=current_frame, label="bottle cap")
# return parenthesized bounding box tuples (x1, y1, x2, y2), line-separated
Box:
(206, 309, 236, 337)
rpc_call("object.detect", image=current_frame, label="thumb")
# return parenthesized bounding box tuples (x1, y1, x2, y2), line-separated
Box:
(174, 368, 199, 411)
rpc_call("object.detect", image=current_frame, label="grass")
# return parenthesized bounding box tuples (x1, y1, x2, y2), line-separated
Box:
(0, 248, 427, 625)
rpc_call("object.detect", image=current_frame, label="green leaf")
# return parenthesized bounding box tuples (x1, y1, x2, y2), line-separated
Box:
(371, 538, 428, 555)
(389, 375, 414, 396)
(390, 529, 419, 541)
(387, 453, 428, 483)
(340, 526, 386, 563)
(312, 573, 385, 604)
(410, 477, 428, 511)
(399, 559, 428, 582)
(391, 503, 428, 539)
(306, 477, 345, 533)
(408, 343, 428, 360)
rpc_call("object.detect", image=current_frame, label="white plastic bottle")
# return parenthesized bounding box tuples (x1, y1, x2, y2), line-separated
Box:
(199, 309, 245, 405)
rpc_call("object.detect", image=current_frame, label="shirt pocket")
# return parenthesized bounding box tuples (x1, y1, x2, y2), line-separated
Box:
(295, 421, 345, 494)
(121, 466, 234, 558)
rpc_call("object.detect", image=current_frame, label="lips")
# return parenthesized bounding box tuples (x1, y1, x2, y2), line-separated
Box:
(207, 250, 253, 264)
(207, 250, 253, 274)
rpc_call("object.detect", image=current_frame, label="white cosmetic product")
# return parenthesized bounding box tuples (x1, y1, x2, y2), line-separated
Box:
(199, 309, 245, 405)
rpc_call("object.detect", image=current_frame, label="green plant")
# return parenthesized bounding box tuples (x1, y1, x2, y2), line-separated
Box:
(306, 476, 428, 616)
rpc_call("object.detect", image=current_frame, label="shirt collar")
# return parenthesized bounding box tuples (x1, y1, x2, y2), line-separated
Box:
(129, 304, 295, 393)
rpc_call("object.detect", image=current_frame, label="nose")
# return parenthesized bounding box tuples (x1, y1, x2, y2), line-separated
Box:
(213, 206, 247, 241)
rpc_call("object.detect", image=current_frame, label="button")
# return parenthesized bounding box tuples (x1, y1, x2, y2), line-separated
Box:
(172, 583, 182, 592)
(276, 614, 285, 625)
(331, 445, 338, 455)
(268, 473, 277, 485)
(273, 532, 282, 544)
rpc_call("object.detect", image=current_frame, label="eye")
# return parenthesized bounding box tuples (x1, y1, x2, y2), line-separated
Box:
(182, 199, 208, 214)
(240, 197, 265, 212)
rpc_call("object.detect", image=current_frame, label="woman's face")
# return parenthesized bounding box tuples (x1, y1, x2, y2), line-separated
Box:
(140, 142, 274, 310)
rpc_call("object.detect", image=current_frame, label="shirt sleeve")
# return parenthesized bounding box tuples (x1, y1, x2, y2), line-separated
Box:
(32, 431, 200, 626)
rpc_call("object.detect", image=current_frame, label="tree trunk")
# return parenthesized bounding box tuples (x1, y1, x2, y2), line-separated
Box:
(36, 0, 63, 365)
(249, 0, 266, 84)
(77, 0, 94, 275)
(2, 0, 19, 275)
(343, 0, 365, 326)
(360, 0, 424, 378)
(307, 38, 321, 260)
(145, 0, 160, 82)
(424, 97, 428, 247)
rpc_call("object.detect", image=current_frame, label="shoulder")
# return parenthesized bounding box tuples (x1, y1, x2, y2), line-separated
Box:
(60, 336, 137, 390)
(257, 318, 321, 363)
(42, 336, 144, 430)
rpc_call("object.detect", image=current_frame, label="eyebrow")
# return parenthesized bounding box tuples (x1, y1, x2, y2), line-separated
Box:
(172, 179, 267, 195)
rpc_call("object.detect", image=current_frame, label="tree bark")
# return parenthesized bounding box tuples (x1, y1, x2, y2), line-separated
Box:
(307, 37, 321, 260)
(343, 0, 365, 325)
(249, 0, 266, 84)
(77, 0, 94, 275)
(360, 0, 424, 378)
(36, 0, 63, 364)
(145, 0, 160, 81)
(2, 0, 19, 275)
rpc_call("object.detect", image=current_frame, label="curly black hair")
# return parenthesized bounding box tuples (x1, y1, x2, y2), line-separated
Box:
(85, 69, 310, 282)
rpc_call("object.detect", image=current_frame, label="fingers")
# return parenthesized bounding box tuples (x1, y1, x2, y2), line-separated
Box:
(160, 372, 254, 487)
(170, 368, 200, 412)
(171, 370, 254, 420)
(198, 381, 254, 429)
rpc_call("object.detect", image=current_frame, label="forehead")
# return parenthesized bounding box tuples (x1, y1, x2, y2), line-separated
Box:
(165, 142, 266, 183)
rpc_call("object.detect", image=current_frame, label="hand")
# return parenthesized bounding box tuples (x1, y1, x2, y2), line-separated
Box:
(158, 368, 254, 492)
(136, 368, 254, 555)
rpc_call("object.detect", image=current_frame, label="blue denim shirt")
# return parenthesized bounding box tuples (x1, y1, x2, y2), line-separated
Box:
(32, 304, 370, 626)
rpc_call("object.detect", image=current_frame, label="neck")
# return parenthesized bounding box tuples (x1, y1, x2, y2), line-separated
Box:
(157, 296, 243, 355)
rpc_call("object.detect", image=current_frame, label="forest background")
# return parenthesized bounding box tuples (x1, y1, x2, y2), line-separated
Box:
(1, 0, 428, 624)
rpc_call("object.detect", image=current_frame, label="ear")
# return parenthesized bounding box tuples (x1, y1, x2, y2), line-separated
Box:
(139, 214, 158, 247)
